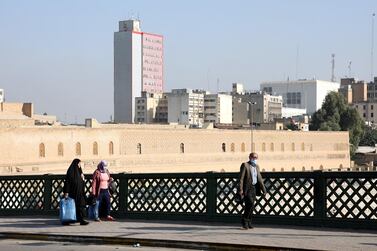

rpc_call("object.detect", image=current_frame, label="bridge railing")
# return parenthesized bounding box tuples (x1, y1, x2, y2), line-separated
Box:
(0, 171, 376, 229)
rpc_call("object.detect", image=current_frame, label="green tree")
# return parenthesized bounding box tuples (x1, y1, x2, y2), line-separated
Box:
(310, 92, 364, 157)
(359, 127, 377, 146)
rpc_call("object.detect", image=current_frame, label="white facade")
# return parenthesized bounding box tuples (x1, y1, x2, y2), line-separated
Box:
(260, 79, 340, 114)
(167, 89, 204, 127)
(282, 107, 307, 118)
(114, 20, 163, 123)
(0, 89, 3, 103)
(204, 93, 232, 124)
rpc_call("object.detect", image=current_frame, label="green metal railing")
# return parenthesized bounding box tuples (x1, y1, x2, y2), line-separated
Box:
(0, 171, 376, 229)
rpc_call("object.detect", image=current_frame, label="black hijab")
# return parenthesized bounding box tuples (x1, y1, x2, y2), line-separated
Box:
(66, 158, 82, 183)
(64, 158, 85, 206)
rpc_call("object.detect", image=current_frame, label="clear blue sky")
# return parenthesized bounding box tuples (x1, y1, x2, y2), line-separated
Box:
(0, 0, 376, 123)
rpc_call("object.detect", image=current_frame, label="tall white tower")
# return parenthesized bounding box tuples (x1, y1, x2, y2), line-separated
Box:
(114, 20, 164, 123)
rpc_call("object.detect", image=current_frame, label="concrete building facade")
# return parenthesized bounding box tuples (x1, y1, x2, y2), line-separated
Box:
(167, 89, 205, 127)
(135, 92, 164, 123)
(232, 91, 283, 125)
(352, 102, 377, 125)
(367, 77, 377, 102)
(339, 78, 368, 104)
(204, 93, 232, 124)
(261, 79, 340, 114)
(114, 20, 163, 123)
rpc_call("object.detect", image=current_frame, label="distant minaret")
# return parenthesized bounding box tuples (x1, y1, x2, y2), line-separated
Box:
(114, 20, 164, 123)
(331, 53, 336, 82)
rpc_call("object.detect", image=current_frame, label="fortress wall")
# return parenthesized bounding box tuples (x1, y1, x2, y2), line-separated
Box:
(0, 126, 350, 175)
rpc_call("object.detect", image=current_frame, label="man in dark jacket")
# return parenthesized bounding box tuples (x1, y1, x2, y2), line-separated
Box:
(238, 152, 266, 229)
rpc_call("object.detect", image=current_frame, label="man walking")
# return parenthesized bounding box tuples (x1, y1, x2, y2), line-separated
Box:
(238, 152, 266, 229)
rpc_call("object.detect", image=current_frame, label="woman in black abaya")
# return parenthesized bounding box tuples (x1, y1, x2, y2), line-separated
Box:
(63, 158, 89, 225)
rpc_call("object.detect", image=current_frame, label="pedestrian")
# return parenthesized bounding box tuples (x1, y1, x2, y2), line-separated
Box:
(238, 152, 266, 229)
(63, 158, 89, 225)
(91, 160, 115, 221)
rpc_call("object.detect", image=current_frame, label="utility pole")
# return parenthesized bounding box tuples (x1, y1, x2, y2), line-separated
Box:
(248, 101, 257, 152)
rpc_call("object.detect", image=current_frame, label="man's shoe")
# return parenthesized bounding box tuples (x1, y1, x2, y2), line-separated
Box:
(94, 218, 101, 222)
(80, 220, 89, 225)
(241, 225, 248, 230)
(247, 222, 253, 229)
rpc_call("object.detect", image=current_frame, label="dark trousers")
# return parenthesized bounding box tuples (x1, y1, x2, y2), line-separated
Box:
(98, 189, 111, 217)
(75, 200, 86, 223)
(242, 192, 255, 225)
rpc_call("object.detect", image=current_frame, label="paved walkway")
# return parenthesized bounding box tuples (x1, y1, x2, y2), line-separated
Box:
(0, 217, 376, 251)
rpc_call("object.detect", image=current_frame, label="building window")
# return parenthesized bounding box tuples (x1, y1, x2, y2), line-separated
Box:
(372, 113, 374, 118)
(39, 143, 45, 158)
(58, 143, 64, 156)
(231, 143, 235, 152)
(180, 143, 184, 153)
(301, 143, 305, 151)
(291, 143, 295, 151)
(137, 143, 142, 154)
(241, 143, 245, 152)
(270, 143, 274, 152)
(222, 143, 226, 152)
(75, 142, 81, 156)
(281, 143, 285, 152)
(363, 105, 366, 110)
(286, 92, 301, 105)
(262, 143, 266, 152)
(109, 141, 114, 155)
(363, 113, 366, 118)
(93, 142, 98, 155)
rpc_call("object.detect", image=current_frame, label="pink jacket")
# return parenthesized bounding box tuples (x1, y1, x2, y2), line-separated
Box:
(91, 169, 111, 198)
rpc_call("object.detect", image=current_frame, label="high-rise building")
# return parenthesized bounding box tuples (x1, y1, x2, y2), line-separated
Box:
(114, 20, 164, 123)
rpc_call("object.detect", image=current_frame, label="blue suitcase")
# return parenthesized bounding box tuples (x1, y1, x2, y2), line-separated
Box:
(59, 197, 77, 224)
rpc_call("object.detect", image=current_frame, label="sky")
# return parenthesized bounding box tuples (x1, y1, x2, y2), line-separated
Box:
(1, 0, 377, 123)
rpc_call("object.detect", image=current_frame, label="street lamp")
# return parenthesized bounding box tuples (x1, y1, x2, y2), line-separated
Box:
(248, 101, 257, 152)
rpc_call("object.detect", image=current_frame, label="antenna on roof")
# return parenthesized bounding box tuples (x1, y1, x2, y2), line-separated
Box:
(371, 13, 375, 81)
(295, 44, 299, 80)
(207, 68, 210, 92)
(348, 61, 352, 77)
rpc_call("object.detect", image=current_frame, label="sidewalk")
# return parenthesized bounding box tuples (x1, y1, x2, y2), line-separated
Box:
(0, 216, 376, 251)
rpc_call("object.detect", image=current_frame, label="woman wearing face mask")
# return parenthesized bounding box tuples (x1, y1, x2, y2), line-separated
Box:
(238, 152, 266, 230)
(91, 160, 115, 221)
